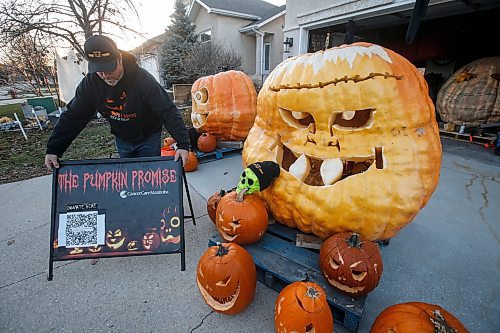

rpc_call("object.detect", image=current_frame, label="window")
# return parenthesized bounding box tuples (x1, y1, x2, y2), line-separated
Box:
(264, 43, 271, 73)
(200, 29, 212, 43)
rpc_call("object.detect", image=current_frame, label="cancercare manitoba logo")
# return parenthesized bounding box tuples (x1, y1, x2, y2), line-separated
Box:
(119, 190, 169, 198)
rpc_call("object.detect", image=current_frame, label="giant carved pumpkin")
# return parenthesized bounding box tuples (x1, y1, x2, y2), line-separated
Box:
(370, 302, 469, 333)
(320, 232, 382, 297)
(196, 243, 256, 315)
(437, 57, 500, 126)
(242, 42, 442, 241)
(275, 281, 333, 333)
(216, 190, 268, 245)
(191, 70, 257, 141)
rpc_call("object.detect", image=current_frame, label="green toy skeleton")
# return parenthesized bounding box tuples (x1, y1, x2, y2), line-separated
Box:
(236, 161, 280, 194)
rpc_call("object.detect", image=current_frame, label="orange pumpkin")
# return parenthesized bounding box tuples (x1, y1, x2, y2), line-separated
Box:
(161, 145, 176, 157)
(215, 190, 268, 245)
(320, 232, 382, 297)
(163, 137, 176, 146)
(197, 132, 217, 153)
(207, 189, 234, 224)
(191, 70, 257, 140)
(371, 302, 469, 333)
(183, 151, 198, 172)
(196, 243, 256, 315)
(437, 57, 500, 126)
(275, 281, 333, 333)
(242, 42, 442, 241)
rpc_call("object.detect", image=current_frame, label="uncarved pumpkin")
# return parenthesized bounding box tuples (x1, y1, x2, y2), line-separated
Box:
(242, 42, 442, 241)
(183, 151, 198, 172)
(437, 57, 500, 126)
(196, 243, 256, 315)
(215, 190, 268, 245)
(275, 281, 333, 333)
(371, 302, 469, 333)
(320, 232, 382, 297)
(191, 70, 257, 141)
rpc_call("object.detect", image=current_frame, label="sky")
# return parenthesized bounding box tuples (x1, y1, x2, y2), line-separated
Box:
(115, 0, 287, 50)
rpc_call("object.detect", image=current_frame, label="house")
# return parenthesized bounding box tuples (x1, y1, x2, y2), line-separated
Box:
(187, 0, 286, 83)
(283, 1, 499, 75)
(131, 32, 168, 86)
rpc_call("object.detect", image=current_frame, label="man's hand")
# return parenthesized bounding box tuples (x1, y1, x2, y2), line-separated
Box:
(175, 149, 189, 166)
(45, 154, 60, 171)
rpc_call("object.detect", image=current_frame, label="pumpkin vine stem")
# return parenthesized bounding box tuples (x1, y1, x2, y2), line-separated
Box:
(429, 310, 458, 333)
(216, 243, 229, 256)
(305, 286, 321, 299)
(236, 188, 248, 202)
(347, 233, 362, 247)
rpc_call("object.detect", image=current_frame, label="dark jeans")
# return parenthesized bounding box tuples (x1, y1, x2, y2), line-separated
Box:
(115, 132, 161, 158)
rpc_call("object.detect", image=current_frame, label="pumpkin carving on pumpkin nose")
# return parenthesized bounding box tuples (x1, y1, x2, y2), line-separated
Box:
(191, 70, 257, 141)
(320, 232, 382, 297)
(274, 281, 333, 333)
(196, 243, 256, 315)
(242, 42, 442, 241)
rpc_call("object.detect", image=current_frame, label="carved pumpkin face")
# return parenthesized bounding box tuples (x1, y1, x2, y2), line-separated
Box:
(215, 191, 268, 245)
(320, 232, 382, 297)
(197, 133, 217, 153)
(196, 243, 256, 315)
(160, 207, 181, 244)
(87, 246, 102, 253)
(142, 229, 160, 251)
(274, 281, 333, 333)
(127, 240, 139, 251)
(371, 302, 468, 333)
(106, 228, 126, 250)
(69, 247, 83, 255)
(191, 70, 257, 141)
(243, 42, 442, 241)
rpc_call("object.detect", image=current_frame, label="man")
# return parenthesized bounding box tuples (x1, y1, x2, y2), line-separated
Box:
(45, 35, 190, 170)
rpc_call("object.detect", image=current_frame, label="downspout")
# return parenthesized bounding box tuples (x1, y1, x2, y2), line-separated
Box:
(252, 27, 265, 83)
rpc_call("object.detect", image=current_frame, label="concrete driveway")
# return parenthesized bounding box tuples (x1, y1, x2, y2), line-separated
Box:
(0, 137, 499, 332)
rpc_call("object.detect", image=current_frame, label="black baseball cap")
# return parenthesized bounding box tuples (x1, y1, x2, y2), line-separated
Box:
(84, 35, 120, 73)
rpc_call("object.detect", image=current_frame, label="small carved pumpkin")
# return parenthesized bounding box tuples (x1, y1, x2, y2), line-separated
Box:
(191, 70, 257, 140)
(127, 240, 139, 251)
(370, 302, 469, 333)
(197, 133, 217, 153)
(106, 228, 127, 250)
(142, 228, 160, 251)
(207, 188, 234, 224)
(242, 42, 442, 241)
(163, 137, 176, 146)
(437, 57, 500, 126)
(275, 281, 333, 333)
(320, 232, 382, 297)
(215, 190, 268, 245)
(196, 243, 256, 315)
(161, 145, 176, 157)
(69, 247, 83, 255)
(184, 151, 198, 172)
(87, 245, 102, 253)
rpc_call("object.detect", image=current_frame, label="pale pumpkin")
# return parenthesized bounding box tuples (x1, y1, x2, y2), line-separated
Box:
(191, 70, 257, 140)
(437, 57, 500, 126)
(242, 42, 442, 241)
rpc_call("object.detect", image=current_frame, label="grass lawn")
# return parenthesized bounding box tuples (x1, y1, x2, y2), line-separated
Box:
(0, 103, 24, 120)
(0, 105, 193, 185)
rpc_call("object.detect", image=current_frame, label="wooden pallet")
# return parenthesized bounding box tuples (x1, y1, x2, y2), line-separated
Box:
(439, 129, 496, 145)
(209, 223, 369, 332)
(195, 146, 242, 163)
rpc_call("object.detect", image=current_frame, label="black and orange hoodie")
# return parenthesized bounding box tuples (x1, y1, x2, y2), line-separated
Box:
(46, 51, 190, 157)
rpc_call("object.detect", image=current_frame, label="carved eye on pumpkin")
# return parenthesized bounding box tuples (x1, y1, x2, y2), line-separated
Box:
(194, 87, 209, 104)
(329, 252, 343, 269)
(279, 107, 315, 129)
(331, 108, 375, 129)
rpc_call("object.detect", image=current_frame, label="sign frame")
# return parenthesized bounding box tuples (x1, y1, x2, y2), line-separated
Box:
(47, 156, 195, 281)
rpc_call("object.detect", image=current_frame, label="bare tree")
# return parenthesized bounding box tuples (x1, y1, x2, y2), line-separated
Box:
(182, 41, 242, 79)
(0, 0, 141, 56)
(0, 33, 55, 96)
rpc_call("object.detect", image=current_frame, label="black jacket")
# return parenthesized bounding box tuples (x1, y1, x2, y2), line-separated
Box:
(46, 51, 190, 157)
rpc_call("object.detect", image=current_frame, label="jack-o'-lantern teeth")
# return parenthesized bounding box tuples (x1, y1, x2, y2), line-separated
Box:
(278, 145, 384, 186)
(196, 278, 241, 311)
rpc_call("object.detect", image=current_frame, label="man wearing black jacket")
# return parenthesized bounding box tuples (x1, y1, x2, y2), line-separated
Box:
(45, 35, 190, 170)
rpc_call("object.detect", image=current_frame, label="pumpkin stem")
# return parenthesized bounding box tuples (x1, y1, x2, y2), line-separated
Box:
(347, 233, 361, 247)
(236, 188, 248, 202)
(216, 243, 229, 256)
(305, 286, 321, 299)
(429, 310, 458, 333)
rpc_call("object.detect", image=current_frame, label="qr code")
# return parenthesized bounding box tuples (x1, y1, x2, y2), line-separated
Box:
(66, 211, 98, 247)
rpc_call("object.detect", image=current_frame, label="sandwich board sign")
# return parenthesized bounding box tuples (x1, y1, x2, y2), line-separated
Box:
(48, 156, 195, 280)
